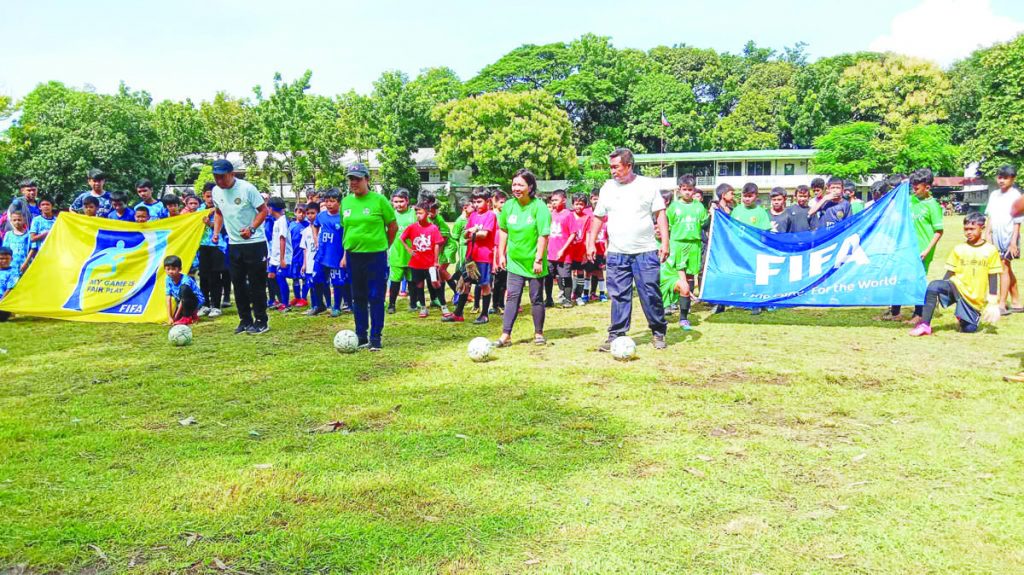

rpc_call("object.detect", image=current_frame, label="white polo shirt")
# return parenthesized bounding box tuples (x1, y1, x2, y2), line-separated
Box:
(594, 175, 666, 254)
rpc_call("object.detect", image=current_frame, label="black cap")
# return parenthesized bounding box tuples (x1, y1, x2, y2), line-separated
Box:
(88, 168, 106, 180)
(212, 159, 234, 175)
(346, 162, 369, 178)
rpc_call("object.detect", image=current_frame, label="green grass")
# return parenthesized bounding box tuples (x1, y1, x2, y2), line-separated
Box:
(2, 216, 1024, 574)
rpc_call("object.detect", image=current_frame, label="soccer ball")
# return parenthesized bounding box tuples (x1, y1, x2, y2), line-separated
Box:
(609, 336, 637, 361)
(333, 329, 360, 353)
(168, 324, 193, 347)
(467, 337, 493, 362)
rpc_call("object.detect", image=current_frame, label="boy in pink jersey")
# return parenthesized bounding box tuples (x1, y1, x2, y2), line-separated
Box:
(545, 190, 574, 307)
(444, 187, 497, 324)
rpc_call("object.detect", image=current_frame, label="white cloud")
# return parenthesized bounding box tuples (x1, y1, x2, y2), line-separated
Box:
(869, 0, 1024, 66)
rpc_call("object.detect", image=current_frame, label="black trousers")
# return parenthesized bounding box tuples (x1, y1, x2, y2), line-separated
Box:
(177, 283, 200, 318)
(229, 241, 269, 326)
(198, 245, 224, 309)
(502, 273, 546, 335)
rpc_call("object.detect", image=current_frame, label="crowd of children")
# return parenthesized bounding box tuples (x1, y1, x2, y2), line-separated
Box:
(2, 163, 1024, 347)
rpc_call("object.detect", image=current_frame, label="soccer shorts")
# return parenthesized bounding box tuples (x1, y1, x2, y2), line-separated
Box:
(314, 264, 349, 287)
(467, 262, 492, 286)
(389, 265, 411, 282)
(267, 264, 290, 278)
(670, 240, 702, 275)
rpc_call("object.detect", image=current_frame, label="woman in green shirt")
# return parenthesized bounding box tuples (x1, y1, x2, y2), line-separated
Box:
(495, 169, 552, 346)
(339, 163, 398, 351)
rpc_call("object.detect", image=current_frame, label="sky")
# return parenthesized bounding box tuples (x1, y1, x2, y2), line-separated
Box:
(3, 0, 1024, 104)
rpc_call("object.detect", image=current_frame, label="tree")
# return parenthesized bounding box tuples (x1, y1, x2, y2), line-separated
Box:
(371, 71, 424, 193)
(6, 81, 163, 204)
(789, 52, 882, 148)
(434, 91, 576, 184)
(571, 139, 615, 193)
(200, 92, 262, 158)
(889, 124, 960, 175)
(839, 54, 951, 130)
(710, 61, 796, 150)
(407, 67, 462, 147)
(811, 122, 883, 179)
(462, 42, 573, 94)
(963, 33, 1024, 173)
(153, 98, 210, 181)
(621, 73, 701, 153)
(335, 90, 378, 158)
(946, 51, 986, 147)
(193, 164, 214, 196)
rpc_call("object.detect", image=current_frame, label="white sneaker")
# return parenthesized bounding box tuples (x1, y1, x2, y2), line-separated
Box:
(198, 306, 210, 317)
(208, 308, 223, 318)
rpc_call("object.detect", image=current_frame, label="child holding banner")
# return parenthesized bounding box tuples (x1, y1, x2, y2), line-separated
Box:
(731, 183, 770, 230)
(886, 169, 944, 325)
(2, 213, 32, 274)
(910, 212, 1001, 336)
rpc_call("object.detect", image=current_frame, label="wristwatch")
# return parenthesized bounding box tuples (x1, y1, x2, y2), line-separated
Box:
(247, 226, 257, 235)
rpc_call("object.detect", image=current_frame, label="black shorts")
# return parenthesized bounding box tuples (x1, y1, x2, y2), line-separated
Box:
(593, 254, 606, 269)
(410, 268, 432, 284)
(570, 261, 587, 272)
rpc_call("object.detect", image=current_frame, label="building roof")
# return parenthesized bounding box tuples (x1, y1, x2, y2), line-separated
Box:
(185, 148, 441, 171)
(632, 149, 816, 163)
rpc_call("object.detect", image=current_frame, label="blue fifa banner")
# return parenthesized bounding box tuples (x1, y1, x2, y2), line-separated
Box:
(701, 183, 926, 307)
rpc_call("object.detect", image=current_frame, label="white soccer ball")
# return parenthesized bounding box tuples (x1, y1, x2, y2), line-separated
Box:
(467, 337, 494, 362)
(610, 336, 637, 361)
(168, 324, 193, 347)
(333, 329, 360, 354)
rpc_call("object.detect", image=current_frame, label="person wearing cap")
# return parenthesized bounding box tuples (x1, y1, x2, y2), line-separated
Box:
(209, 159, 271, 335)
(134, 179, 169, 220)
(18, 179, 40, 219)
(340, 162, 398, 351)
(70, 169, 112, 217)
(585, 147, 670, 352)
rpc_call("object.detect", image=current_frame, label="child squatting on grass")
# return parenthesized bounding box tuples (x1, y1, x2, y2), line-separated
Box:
(165, 255, 204, 326)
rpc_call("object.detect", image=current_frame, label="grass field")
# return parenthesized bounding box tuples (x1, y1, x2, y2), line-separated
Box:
(2, 216, 1024, 574)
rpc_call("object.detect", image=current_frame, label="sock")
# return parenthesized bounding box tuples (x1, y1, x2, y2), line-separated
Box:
(590, 275, 598, 296)
(388, 281, 401, 309)
(598, 279, 606, 295)
(481, 294, 491, 316)
(400, 278, 407, 294)
(473, 284, 481, 307)
(333, 285, 345, 310)
(454, 293, 468, 317)
(293, 277, 302, 300)
(573, 275, 584, 299)
(680, 278, 695, 320)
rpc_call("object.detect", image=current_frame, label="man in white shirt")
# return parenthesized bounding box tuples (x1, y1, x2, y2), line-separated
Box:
(586, 148, 670, 351)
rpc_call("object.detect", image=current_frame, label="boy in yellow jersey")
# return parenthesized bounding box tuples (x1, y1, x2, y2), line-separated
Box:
(910, 212, 1001, 336)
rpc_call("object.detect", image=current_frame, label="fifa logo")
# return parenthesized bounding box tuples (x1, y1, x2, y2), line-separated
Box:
(64, 229, 170, 314)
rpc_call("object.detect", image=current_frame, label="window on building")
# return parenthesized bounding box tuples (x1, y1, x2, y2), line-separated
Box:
(784, 163, 795, 176)
(419, 171, 430, 182)
(440, 170, 449, 181)
(718, 161, 742, 176)
(747, 161, 771, 176)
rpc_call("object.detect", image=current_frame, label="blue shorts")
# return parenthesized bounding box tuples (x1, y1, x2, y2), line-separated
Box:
(470, 262, 492, 286)
(267, 264, 290, 279)
(288, 256, 304, 278)
(314, 264, 349, 287)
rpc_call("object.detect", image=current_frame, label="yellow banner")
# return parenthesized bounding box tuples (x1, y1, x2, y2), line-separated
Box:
(0, 210, 208, 323)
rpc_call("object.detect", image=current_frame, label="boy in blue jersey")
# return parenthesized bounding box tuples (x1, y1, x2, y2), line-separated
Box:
(309, 188, 351, 317)
(809, 176, 851, 228)
(299, 203, 319, 305)
(162, 194, 182, 217)
(107, 192, 136, 222)
(82, 196, 100, 217)
(267, 197, 294, 312)
(288, 203, 309, 306)
(27, 197, 57, 263)
(135, 180, 169, 220)
(164, 255, 204, 326)
(2, 213, 32, 274)
(134, 206, 151, 223)
(0, 247, 19, 321)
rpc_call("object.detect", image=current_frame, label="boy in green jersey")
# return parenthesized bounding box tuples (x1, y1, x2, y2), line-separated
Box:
(730, 183, 771, 230)
(660, 174, 708, 329)
(881, 168, 944, 324)
(387, 189, 417, 314)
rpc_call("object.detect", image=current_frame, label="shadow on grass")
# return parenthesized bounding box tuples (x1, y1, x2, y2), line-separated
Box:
(699, 306, 910, 329)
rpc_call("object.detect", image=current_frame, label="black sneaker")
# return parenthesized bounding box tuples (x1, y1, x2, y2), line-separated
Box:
(357, 338, 370, 349)
(545, 299, 556, 308)
(246, 322, 270, 335)
(222, 298, 232, 308)
(473, 315, 489, 325)
(598, 336, 616, 352)
(235, 322, 252, 335)
(652, 333, 667, 350)
(387, 306, 396, 315)
(305, 306, 325, 316)
(369, 340, 382, 352)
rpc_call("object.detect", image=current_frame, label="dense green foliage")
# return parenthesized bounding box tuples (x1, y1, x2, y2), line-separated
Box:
(6, 33, 1024, 201)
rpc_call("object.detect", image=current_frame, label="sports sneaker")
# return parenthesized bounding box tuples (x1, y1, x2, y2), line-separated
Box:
(597, 336, 616, 352)
(909, 323, 932, 337)
(330, 308, 341, 318)
(751, 307, 763, 316)
(399, 291, 408, 298)
(295, 298, 308, 307)
(198, 306, 211, 317)
(288, 298, 300, 307)
(441, 306, 451, 317)
(545, 299, 555, 308)
(386, 306, 396, 315)
(419, 308, 429, 318)
(559, 299, 574, 309)
(305, 306, 325, 316)
(247, 322, 270, 335)
(221, 298, 232, 308)
(876, 311, 904, 321)
(653, 333, 667, 350)
(208, 308, 223, 318)
(234, 322, 251, 335)
(369, 340, 382, 352)
(173, 316, 193, 326)
(276, 303, 288, 312)
(599, 294, 608, 303)
(339, 303, 352, 313)
(575, 298, 586, 307)
(904, 315, 923, 327)
(678, 319, 692, 331)
(473, 315, 489, 325)
(581, 295, 590, 304)
(441, 315, 464, 323)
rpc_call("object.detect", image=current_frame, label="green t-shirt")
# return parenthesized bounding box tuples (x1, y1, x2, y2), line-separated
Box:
(731, 204, 771, 231)
(451, 214, 468, 267)
(211, 178, 265, 245)
(341, 192, 397, 253)
(668, 199, 708, 242)
(911, 195, 944, 256)
(850, 199, 866, 215)
(498, 198, 552, 278)
(388, 207, 417, 267)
